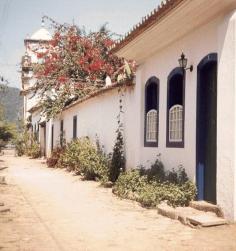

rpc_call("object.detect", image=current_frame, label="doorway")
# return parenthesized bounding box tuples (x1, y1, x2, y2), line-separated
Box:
(196, 53, 217, 204)
(40, 122, 46, 157)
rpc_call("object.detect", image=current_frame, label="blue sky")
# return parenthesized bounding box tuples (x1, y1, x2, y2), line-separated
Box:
(0, 0, 161, 88)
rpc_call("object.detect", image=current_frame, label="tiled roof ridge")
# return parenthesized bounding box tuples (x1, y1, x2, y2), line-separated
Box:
(111, 0, 185, 53)
(27, 80, 134, 114)
(63, 80, 134, 111)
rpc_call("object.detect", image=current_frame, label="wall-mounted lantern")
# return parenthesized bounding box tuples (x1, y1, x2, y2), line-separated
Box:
(178, 52, 193, 72)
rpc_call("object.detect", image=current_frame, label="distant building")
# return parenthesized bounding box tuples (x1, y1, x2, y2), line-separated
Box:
(21, 21, 51, 155)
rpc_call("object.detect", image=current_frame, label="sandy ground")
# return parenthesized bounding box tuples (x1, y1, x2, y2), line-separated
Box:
(0, 150, 236, 251)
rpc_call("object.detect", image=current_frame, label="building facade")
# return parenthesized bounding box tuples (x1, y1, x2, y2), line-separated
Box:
(22, 0, 236, 220)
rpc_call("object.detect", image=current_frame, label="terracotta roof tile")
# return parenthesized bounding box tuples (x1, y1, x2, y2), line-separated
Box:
(63, 81, 134, 111)
(111, 0, 185, 53)
(27, 81, 134, 114)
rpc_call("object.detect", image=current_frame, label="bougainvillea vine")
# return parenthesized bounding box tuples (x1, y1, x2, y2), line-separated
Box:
(29, 21, 136, 119)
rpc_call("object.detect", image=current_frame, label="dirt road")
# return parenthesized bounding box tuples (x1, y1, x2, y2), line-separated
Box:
(0, 151, 236, 251)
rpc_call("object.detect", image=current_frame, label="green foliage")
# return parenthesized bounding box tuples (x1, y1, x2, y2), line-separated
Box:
(57, 138, 84, 171)
(95, 137, 110, 183)
(111, 170, 147, 200)
(14, 129, 29, 156)
(14, 128, 40, 158)
(14, 138, 25, 156)
(0, 104, 5, 121)
(113, 161, 197, 208)
(139, 156, 165, 182)
(27, 140, 41, 159)
(137, 181, 196, 208)
(76, 137, 102, 180)
(32, 23, 135, 119)
(109, 131, 125, 182)
(0, 84, 23, 123)
(46, 146, 65, 168)
(0, 121, 16, 149)
(109, 86, 126, 183)
(139, 158, 189, 185)
(55, 137, 110, 181)
(166, 166, 189, 185)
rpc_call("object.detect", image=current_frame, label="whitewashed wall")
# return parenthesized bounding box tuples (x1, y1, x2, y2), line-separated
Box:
(41, 10, 236, 220)
(126, 16, 220, 178)
(31, 110, 41, 134)
(124, 12, 236, 220)
(217, 10, 236, 221)
(61, 89, 120, 153)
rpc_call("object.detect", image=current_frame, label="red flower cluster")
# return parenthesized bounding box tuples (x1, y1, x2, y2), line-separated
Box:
(31, 24, 136, 118)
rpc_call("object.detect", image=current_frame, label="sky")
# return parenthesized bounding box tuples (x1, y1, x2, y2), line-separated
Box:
(0, 0, 161, 88)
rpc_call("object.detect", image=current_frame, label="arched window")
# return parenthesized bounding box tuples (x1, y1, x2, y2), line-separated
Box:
(166, 68, 185, 147)
(146, 109, 158, 142)
(169, 105, 183, 142)
(144, 77, 159, 147)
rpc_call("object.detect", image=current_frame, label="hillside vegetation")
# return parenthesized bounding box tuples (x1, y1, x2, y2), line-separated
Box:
(0, 84, 23, 123)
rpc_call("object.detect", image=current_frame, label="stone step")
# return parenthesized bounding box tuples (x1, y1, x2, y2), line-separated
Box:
(157, 202, 228, 227)
(189, 201, 224, 217)
(187, 214, 227, 227)
(0, 176, 6, 185)
(0, 207, 10, 213)
(0, 166, 8, 171)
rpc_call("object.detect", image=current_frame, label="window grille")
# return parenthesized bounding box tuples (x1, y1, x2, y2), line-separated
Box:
(169, 105, 183, 142)
(146, 109, 157, 142)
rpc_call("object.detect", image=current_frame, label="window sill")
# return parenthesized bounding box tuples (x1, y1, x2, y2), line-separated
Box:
(166, 141, 184, 148)
(144, 142, 158, 147)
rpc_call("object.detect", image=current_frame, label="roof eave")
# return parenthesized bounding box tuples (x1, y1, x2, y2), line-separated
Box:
(111, 0, 185, 54)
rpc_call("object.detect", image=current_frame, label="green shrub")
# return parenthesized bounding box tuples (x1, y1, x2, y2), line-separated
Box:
(137, 182, 160, 207)
(57, 139, 83, 171)
(95, 138, 110, 183)
(14, 137, 25, 156)
(113, 162, 197, 208)
(46, 146, 65, 168)
(112, 170, 147, 200)
(14, 129, 41, 158)
(109, 131, 125, 182)
(14, 129, 30, 156)
(139, 157, 165, 182)
(166, 166, 189, 185)
(27, 140, 41, 159)
(76, 137, 100, 179)
(139, 160, 189, 185)
(56, 137, 110, 181)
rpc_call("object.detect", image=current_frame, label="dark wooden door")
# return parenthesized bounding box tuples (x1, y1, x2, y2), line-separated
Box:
(197, 62, 217, 204)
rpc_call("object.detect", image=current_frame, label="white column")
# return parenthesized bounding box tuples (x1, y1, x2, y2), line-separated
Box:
(217, 9, 236, 221)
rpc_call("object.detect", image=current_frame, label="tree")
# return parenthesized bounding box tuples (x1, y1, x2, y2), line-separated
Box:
(0, 88, 16, 146)
(109, 130, 125, 182)
(31, 21, 136, 119)
(0, 104, 5, 121)
(0, 122, 16, 146)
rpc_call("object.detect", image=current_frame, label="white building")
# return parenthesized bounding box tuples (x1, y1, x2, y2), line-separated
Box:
(21, 21, 52, 155)
(22, 0, 236, 221)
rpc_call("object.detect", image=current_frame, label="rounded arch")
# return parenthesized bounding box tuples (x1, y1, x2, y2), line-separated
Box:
(197, 53, 217, 71)
(144, 76, 159, 147)
(166, 67, 185, 148)
(145, 76, 159, 87)
(168, 67, 184, 81)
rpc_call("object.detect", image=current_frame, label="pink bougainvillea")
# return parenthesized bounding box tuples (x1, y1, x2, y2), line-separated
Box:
(31, 24, 136, 118)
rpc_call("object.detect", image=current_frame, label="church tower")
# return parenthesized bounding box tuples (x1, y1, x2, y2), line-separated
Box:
(21, 19, 52, 124)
